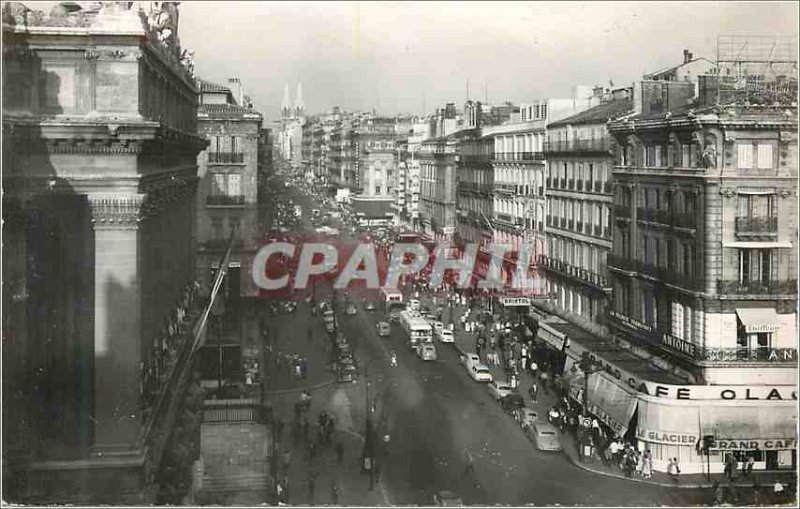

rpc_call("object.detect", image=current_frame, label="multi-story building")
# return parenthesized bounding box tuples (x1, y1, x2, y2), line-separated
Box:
(194, 77, 264, 385)
(541, 89, 633, 331)
(2, 3, 208, 503)
(582, 74, 796, 475)
(419, 130, 461, 240)
(279, 82, 305, 172)
(403, 120, 431, 229)
(349, 115, 399, 225)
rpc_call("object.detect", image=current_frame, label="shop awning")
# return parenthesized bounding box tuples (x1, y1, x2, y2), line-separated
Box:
(736, 308, 781, 334)
(586, 373, 638, 437)
(636, 399, 701, 446)
(700, 404, 797, 445)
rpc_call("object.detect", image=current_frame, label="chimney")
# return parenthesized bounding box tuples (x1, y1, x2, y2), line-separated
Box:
(683, 49, 692, 64)
(228, 77, 243, 106)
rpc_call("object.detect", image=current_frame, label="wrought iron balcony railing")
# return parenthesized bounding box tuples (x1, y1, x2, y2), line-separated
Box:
(538, 254, 609, 289)
(208, 152, 245, 164)
(735, 216, 778, 235)
(716, 279, 797, 296)
(207, 194, 245, 206)
(543, 138, 611, 154)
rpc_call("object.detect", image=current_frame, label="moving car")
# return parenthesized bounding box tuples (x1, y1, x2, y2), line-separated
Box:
(527, 422, 562, 452)
(433, 490, 463, 506)
(436, 328, 454, 343)
(469, 364, 493, 383)
(513, 406, 539, 429)
(416, 343, 437, 361)
(488, 380, 514, 400)
(460, 353, 481, 369)
(409, 299, 421, 311)
(376, 321, 391, 337)
(337, 364, 357, 383)
(346, 304, 357, 315)
(499, 393, 525, 415)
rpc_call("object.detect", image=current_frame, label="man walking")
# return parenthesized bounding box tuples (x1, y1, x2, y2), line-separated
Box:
(463, 450, 475, 476)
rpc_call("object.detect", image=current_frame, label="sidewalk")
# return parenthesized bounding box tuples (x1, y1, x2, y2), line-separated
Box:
(260, 301, 336, 393)
(267, 382, 391, 506)
(416, 293, 798, 500)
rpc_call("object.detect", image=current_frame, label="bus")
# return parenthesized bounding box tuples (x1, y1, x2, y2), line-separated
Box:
(381, 287, 405, 317)
(399, 310, 433, 347)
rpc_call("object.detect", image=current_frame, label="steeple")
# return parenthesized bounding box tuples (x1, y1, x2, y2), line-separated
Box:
(294, 82, 305, 118)
(282, 83, 292, 119)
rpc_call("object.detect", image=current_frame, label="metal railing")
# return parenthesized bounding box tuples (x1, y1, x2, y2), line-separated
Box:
(493, 152, 545, 162)
(208, 152, 245, 164)
(207, 194, 245, 206)
(735, 216, 778, 234)
(699, 347, 797, 363)
(608, 254, 703, 290)
(717, 279, 797, 296)
(543, 138, 611, 153)
(538, 255, 609, 288)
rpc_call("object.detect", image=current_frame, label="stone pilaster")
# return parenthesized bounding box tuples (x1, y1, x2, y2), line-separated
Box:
(88, 194, 145, 449)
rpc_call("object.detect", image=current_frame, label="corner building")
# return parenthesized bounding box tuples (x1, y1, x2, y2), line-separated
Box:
(603, 80, 797, 473)
(2, 3, 208, 503)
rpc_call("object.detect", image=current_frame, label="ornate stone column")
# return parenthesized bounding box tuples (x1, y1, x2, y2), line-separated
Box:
(88, 194, 145, 449)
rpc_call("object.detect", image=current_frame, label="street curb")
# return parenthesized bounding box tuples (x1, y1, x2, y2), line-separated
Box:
(263, 377, 336, 396)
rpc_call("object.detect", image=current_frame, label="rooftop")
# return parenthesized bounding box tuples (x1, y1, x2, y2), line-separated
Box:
(197, 78, 232, 95)
(548, 98, 634, 127)
(198, 103, 263, 120)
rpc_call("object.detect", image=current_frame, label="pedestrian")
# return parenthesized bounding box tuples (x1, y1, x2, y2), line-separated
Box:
(282, 449, 292, 472)
(667, 457, 680, 483)
(642, 450, 653, 479)
(330, 481, 340, 505)
(336, 441, 344, 465)
(326, 416, 335, 445)
(463, 450, 475, 476)
(745, 455, 755, 478)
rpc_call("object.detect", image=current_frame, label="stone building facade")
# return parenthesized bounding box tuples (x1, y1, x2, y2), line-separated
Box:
(2, 2, 207, 503)
(541, 95, 632, 329)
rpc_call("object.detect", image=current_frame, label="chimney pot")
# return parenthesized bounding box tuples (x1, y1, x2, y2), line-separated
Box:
(683, 49, 691, 64)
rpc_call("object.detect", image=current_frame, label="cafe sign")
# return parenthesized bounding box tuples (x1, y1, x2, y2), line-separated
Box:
(635, 428, 698, 445)
(711, 439, 797, 451)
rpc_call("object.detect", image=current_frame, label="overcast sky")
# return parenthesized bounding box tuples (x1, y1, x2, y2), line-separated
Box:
(31, 1, 798, 119)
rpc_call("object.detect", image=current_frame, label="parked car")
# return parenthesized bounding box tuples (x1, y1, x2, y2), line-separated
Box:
(416, 343, 437, 361)
(436, 328, 454, 343)
(526, 422, 562, 451)
(376, 321, 391, 337)
(346, 303, 357, 315)
(433, 490, 463, 506)
(469, 364, 493, 383)
(499, 393, 525, 415)
(513, 406, 539, 428)
(488, 380, 514, 400)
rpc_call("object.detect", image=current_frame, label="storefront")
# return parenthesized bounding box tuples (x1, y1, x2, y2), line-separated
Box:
(536, 320, 799, 474)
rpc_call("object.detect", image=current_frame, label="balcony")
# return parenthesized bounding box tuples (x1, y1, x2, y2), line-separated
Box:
(735, 216, 778, 236)
(636, 208, 696, 229)
(560, 217, 567, 228)
(493, 152, 545, 162)
(543, 138, 611, 154)
(206, 194, 245, 206)
(538, 254, 609, 290)
(568, 219, 574, 230)
(494, 183, 516, 195)
(208, 152, 245, 164)
(607, 253, 704, 290)
(698, 346, 797, 363)
(717, 279, 797, 296)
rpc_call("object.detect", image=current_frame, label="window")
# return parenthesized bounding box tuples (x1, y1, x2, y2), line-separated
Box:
(655, 146, 662, 167)
(682, 243, 694, 276)
(671, 302, 684, 339)
(227, 173, 241, 196)
(757, 143, 773, 169)
(229, 218, 241, 237)
(738, 193, 776, 219)
(211, 172, 227, 195)
(738, 249, 775, 284)
(737, 143, 754, 169)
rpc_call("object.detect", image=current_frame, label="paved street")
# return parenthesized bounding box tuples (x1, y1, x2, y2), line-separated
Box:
(272, 181, 713, 506)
